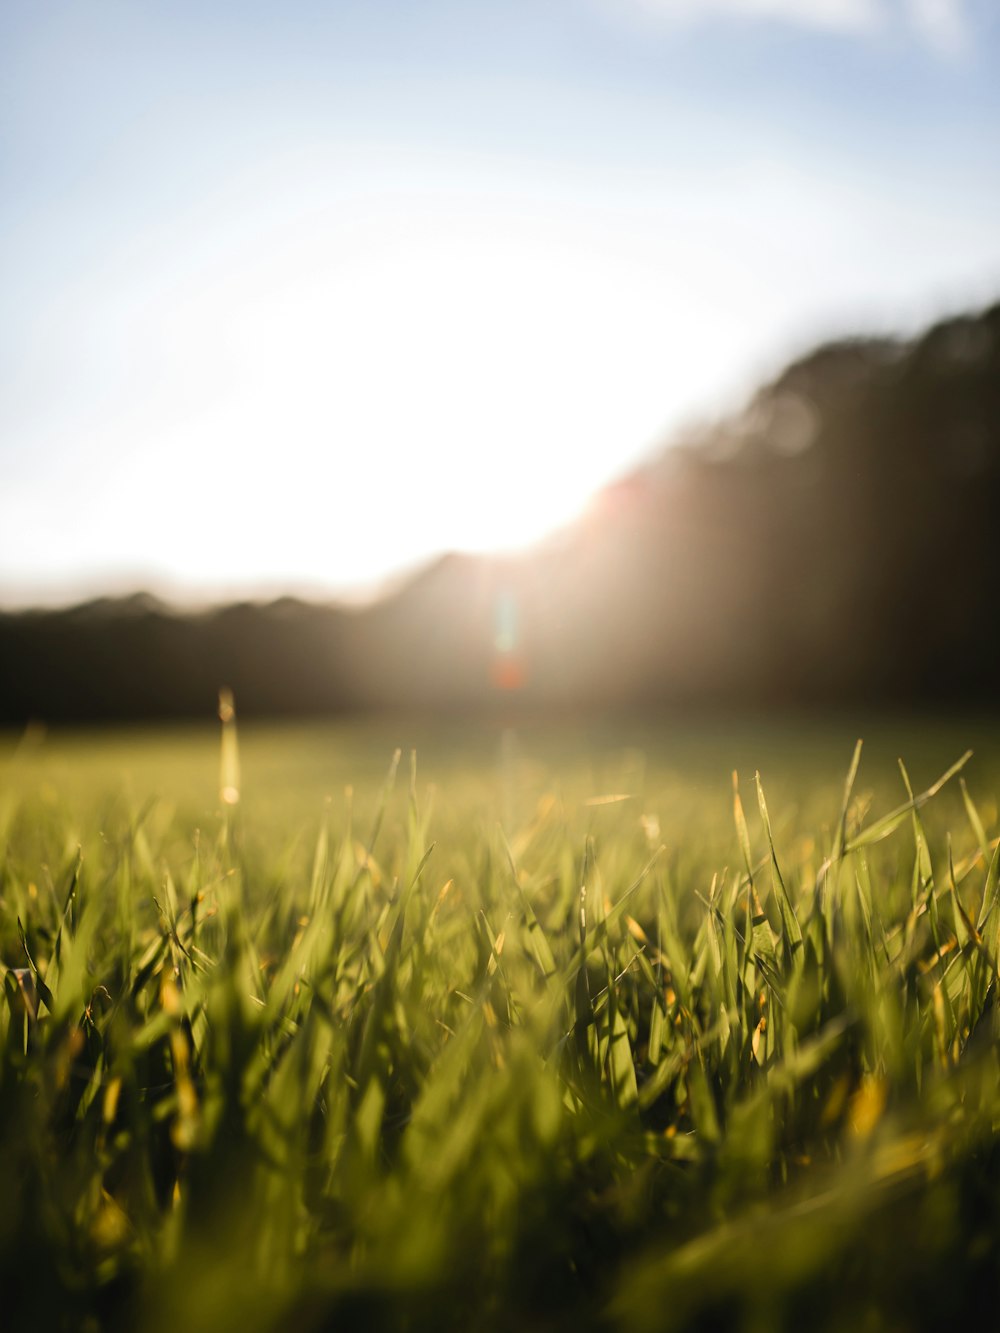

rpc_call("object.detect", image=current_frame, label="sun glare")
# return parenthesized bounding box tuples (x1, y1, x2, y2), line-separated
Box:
(8, 148, 917, 604)
(44, 181, 731, 599)
(202, 209, 683, 581)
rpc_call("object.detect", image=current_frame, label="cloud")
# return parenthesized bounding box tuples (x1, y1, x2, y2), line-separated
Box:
(623, 0, 972, 51)
(904, 0, 969, 55)
(629, 0, 884, 35)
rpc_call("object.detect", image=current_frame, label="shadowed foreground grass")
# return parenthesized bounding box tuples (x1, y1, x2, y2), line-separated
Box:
(1, 715, 999, 1331)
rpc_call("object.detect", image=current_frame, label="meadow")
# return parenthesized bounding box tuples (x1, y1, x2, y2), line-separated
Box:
(2, 710, 1000, 1331)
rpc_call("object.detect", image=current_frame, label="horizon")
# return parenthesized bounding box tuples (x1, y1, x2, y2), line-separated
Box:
(3, 286, 997, 614)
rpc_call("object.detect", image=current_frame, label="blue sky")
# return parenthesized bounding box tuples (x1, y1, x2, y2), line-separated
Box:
(2, 0, 998, 604)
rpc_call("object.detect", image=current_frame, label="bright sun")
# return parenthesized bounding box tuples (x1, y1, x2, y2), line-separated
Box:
(113, 205, 691, 594)
(12, 179, 729, 602)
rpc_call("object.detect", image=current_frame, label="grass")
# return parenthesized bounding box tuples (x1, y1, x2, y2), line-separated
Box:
(2, 710, 1000, 1331)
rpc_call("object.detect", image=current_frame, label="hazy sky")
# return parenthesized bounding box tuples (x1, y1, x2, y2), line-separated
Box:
(2, 0, 998, 605)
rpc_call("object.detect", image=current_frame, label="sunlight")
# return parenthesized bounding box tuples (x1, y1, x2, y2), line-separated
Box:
(82, 191, 728, 594)
(193, 209, 683, 580)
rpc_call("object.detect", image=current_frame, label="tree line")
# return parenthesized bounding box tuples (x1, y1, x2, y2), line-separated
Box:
(2, 299, 997, 723)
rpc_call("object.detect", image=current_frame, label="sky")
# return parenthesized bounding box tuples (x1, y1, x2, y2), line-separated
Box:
(2, 0, 999, 606)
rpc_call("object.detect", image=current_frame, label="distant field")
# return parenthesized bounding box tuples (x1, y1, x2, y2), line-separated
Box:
(2, 712, 1000, 1330)
(6, 709, 1000, 857)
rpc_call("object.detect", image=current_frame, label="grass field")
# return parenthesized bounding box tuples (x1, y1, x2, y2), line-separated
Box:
(2, 711, 1000, 1331)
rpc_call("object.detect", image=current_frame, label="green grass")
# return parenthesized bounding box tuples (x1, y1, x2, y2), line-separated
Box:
(2, 713, 1000, 1331)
